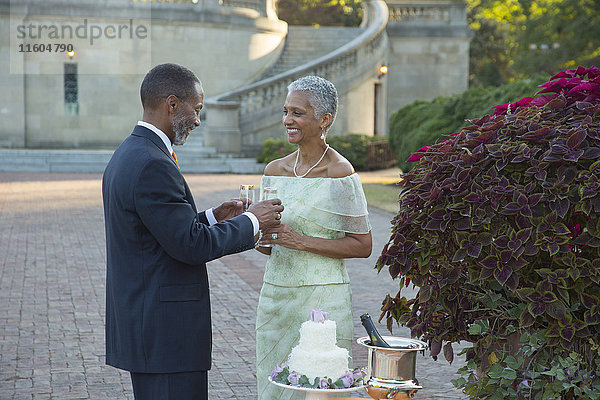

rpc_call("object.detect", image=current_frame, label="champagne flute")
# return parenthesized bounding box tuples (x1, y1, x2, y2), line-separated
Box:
(259, 187, 277, 247)
(239, 184, 255, 211)
(261, 187, 278, 202)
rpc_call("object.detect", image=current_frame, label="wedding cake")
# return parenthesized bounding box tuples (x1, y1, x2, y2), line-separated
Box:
(287, 309, 350, 381)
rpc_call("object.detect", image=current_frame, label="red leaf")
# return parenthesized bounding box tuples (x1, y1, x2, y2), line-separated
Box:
(568, 83, 596, 93)
(549, 70, 576, 80)
(407, 146, 430, 162)
(492, 103, 509, 115)
(515, 97, 534, 107)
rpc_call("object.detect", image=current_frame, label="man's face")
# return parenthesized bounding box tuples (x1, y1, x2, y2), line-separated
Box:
(172, 82, 204, 146)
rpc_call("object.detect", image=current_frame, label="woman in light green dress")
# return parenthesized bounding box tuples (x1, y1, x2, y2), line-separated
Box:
(255, 76, 372, 400)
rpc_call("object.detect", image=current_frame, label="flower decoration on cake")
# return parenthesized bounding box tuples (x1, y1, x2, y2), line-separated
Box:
(310, 308, 328, 323)
(270, 309, 365, 389)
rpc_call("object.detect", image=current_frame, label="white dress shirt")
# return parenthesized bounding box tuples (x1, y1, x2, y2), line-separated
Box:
(136, 121, 259, 235)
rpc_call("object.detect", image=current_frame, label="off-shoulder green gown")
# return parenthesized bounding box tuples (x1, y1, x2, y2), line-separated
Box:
(256, 174, 371, 399)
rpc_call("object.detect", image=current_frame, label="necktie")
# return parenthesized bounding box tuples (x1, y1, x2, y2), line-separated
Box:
(172, 151, 180, 169)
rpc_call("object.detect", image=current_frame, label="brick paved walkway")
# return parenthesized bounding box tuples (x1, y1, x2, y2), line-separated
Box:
(0, 172, 466, 399)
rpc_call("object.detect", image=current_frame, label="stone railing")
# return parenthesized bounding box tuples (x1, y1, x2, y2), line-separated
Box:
(387, 1, 468, 27)
(219, 0, 263, 13)
(203, 0, 389, 155)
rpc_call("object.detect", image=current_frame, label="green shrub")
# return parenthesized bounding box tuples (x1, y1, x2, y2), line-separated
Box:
(389, 74, 548, 172)
(257, 137, 296, 164)
(257, 134, 390, 171)
(328, 134, 386, 171)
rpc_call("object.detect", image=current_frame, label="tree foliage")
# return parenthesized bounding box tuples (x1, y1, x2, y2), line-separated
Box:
(276, 0, 363, 27)
(468, 0, 600, 86)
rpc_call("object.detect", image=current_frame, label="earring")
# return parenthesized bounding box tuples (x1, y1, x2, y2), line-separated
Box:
(320, 128, 325, 140)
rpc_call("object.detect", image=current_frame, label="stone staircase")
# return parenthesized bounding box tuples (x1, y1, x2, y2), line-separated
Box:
(261, 26, 362, 79)
(0, 132, 266, 174)
(174, 134, 266, 173)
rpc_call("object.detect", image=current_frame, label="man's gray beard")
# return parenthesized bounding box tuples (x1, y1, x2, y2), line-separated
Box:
(172, 112, 192, 146)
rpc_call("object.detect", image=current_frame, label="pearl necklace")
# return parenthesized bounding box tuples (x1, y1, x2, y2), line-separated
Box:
(294, 145, 329, 178)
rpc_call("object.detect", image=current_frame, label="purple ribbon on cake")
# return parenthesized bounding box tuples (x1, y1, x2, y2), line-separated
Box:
(310, 309, 328, 323)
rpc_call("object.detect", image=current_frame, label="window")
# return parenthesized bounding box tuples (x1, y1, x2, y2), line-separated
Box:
(64, 63, 78, 115)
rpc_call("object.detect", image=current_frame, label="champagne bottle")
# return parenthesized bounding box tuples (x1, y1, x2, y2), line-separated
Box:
(360, 313, 391, 348)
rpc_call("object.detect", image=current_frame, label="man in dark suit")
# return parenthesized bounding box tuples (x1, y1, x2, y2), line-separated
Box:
(102, 63, 283, 399)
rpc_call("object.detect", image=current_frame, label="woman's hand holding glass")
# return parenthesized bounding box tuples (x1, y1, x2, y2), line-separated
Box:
(259, 223, 303, 250)
(258, 187, 278, 247)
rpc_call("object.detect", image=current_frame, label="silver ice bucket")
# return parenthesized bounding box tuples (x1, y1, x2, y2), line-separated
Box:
(357, 336, 428, 399)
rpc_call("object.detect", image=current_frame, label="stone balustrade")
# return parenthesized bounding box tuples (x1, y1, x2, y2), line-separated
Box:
(219, 0, 264, 13)
(389, 3, 448, 22)
(387, 0, 468, 26)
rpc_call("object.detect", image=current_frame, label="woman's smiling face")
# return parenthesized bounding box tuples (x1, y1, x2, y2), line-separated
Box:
(282, 90, 321, 145)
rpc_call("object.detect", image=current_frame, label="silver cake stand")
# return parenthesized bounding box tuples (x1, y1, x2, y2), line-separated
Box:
(269, 377, 365, 400)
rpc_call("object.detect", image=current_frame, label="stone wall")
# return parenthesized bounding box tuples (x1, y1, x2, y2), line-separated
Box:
(0, 0, 286, 148)
(385, 1, 472, 117)
(0, 0, 472, 153)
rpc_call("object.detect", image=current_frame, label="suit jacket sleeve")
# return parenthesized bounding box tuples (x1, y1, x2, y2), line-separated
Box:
(134, 156, 254, 264)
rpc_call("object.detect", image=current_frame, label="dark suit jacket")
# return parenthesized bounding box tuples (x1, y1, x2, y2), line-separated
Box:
(102, 125, 254, 373)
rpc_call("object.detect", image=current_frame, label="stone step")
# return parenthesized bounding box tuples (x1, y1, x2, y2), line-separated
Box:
(262, 26, 362, 79)
(0, 149, 265, 174)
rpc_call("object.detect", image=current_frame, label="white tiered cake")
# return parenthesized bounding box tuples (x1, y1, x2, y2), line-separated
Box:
(287, 310, 350, 382)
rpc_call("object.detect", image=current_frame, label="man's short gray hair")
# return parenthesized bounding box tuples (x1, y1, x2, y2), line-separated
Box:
(287, 76, 338, 131)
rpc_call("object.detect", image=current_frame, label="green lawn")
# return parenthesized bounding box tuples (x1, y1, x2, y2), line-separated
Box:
(362, 183, 401, 214)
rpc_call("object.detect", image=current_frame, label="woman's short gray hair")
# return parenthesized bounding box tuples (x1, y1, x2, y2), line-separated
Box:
(287, 75, 338, 130)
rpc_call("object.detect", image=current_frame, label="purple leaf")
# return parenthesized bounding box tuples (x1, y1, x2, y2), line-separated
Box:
(452, 248, 467, 263)
(510, 258, 528, 271)
(501, 202, 521, 215)
(583, 147, 600, 159)
(425, 220, 442, 231)
(547, 301, 567, 320)
(494, 265, 512, 286)
(528, 302, 546, 317)
(494, 236, 509, 249)
(505, 273, 519, 290)
(563, 150, 583, 162)
(566, 130, 587, 149)
(443, 342, 454, 364)
(479, 255, 498, 270)
(467, 243, 482, 258)
(517, 228, 533, 242)
(430, 339, 442, 357)
(528, 193, 543, 206)
(560, 327, 575, 341)
(580, 293, 598, 309)
(535, 170, 547, 180)
(500, 250, 512, 264)
(520, 309, 535, 328)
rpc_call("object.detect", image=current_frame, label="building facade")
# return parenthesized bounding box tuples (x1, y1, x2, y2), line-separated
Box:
(0, 0, 470, 156)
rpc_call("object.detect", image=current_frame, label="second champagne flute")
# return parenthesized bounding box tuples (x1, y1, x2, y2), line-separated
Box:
(260, 187, 278, 247)
(239, 184, 255, 211)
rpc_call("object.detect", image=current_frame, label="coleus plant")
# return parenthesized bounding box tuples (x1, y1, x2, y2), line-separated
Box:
(377, 66, 600, 399)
